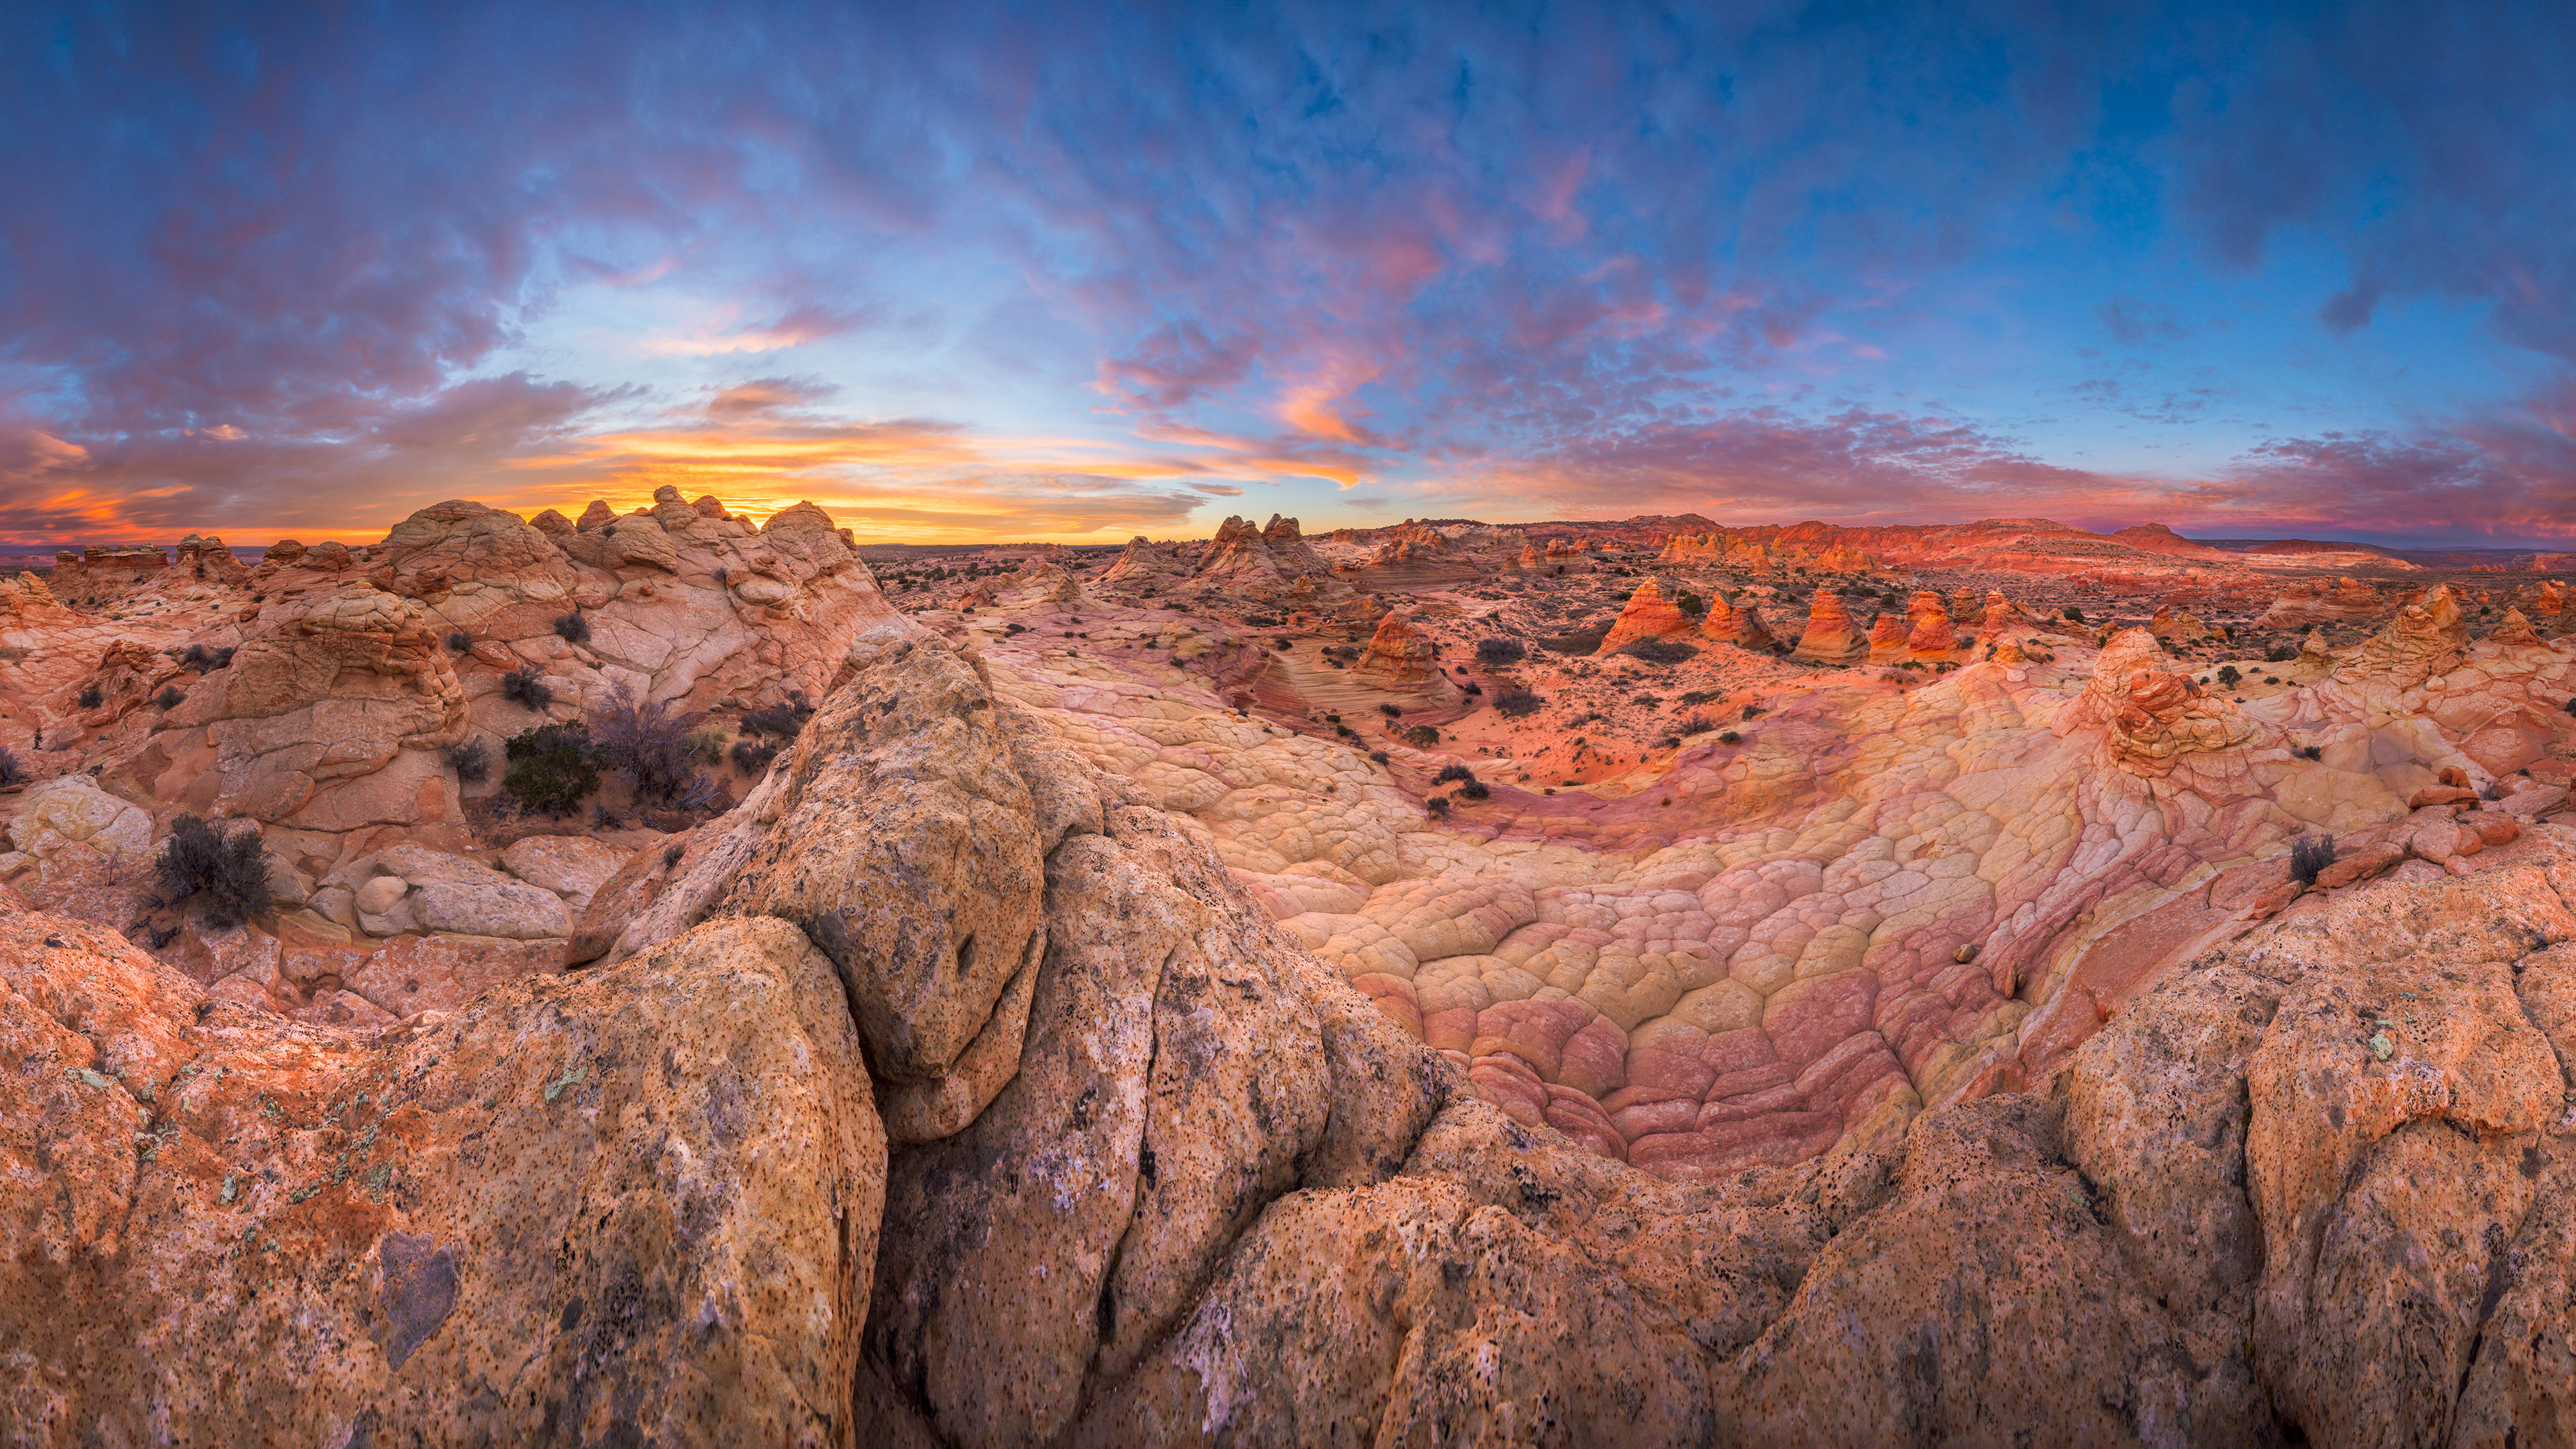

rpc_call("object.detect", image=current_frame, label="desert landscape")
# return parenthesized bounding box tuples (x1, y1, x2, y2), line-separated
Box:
(11, 4, 2576, 1444)
(8, 498, 2576, 1443)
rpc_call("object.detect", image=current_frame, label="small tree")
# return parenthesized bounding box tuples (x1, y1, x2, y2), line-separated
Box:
(1474, 637, 1527, 667)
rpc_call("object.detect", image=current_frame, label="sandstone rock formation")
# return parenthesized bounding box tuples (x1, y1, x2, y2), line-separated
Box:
(1789, 586, 1864, 663)
(13, 608, 2576, 1443)
(2255, 576, 2386, 628)
(1354, 610, 1448, 692)
(11, 501, 2576, 1444)
(1700, 592, 1778, 650)
(1597, 578, 1694, 654)
(1904, 590, 1956, 659)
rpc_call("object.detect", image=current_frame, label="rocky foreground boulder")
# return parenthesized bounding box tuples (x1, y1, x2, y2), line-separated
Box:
(10, 600, 2576, 1444)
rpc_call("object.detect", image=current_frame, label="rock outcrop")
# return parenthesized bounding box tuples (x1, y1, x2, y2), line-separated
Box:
(1596, 578, 1693, 654)
(1789, 586, 1864, 663)
(15, 620, 2576, 1443)
(2255, 576, 2387, 629)
(1354, 610, 1446, 691)
(1700, 592, 1778, 650)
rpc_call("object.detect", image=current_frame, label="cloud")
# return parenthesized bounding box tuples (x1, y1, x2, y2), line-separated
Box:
(706, 377, 842, 421)
(2191, 378, 2576, 544)
(2098, 297, 2186, 345)
(4, 2, 2572, 545)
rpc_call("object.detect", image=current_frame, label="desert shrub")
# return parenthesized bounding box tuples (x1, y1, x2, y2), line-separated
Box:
(1680, 690, 1721, 706)
(1462, 681, 1483, 696)
(154, 814, 272, 929)
(552, 610, 592, 644)
(1245, 614, 1281, 627)
(501, 723, 598, 816)
(2564, 697, 2576, 718)
(1741, 704, 1764, 720)
(1456, 780, 1490, 800)
(1718, 730, 1743, 744)
(178, 643, 235, 674)
(78, 686, 103, 709)
(0, 745, 21, 787)
(2265, 643, 2297, 663)
(1334, 724, 1360, 741)
(1377, 702, 1402, 718)
(1368, 750, 1390, 765)
(731, 739, 782, 773)
(686, 728, 729, 763)
(740, 699, 813, 739)
(500, 667, 554, 710)
(447, 630, 473, 652)
(2289, 833, 2335, 886)
(1676, 592, 1707, 616)
(2062, 606, 2085, 623)
(2216, 665, 2243, 688)
(155, 685, 185, 710)
(1675, 711, 1716, 737)
(1424, 796, 1452, 818)
(2295, 743, 2324, 761)
(443, 739, 491, 784)
(1475, 637, 1527, 667)
(1493, 688, 1544, 718)
(1621, 638, 1699, 665)
(1541, 625, 1611, 655)
(1401, 724, 1440, 748)
(588, 683, 702, 806)
(1434, 764, 1479, 784)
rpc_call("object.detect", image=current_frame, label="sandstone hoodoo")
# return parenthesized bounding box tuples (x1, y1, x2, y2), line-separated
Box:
(7, 500, 2576, 1446)
(1790, 584, 1866, 663)
(1596, 577, 1695, 653)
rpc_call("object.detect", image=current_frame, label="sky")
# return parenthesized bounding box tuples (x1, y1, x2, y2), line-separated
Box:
(3, 1, 2573, 549)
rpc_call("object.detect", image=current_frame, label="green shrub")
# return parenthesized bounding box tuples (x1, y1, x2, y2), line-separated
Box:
(502, 723, 598, 816)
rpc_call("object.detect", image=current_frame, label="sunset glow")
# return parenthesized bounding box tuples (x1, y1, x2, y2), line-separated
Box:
(3, 4, 2571, 547)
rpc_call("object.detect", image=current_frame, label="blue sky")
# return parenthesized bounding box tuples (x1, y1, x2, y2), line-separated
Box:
(3, 1, 2571, 547)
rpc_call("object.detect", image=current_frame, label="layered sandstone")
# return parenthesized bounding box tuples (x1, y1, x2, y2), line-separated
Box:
(1700, 591, 1778, 650)
(1596, 578, 1694, 654)
(1789, 586, 1864, 663)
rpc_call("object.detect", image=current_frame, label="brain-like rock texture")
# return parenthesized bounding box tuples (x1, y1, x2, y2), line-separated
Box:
(9, 501, 2576, 1444)
(0, 910, 883, 1445)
